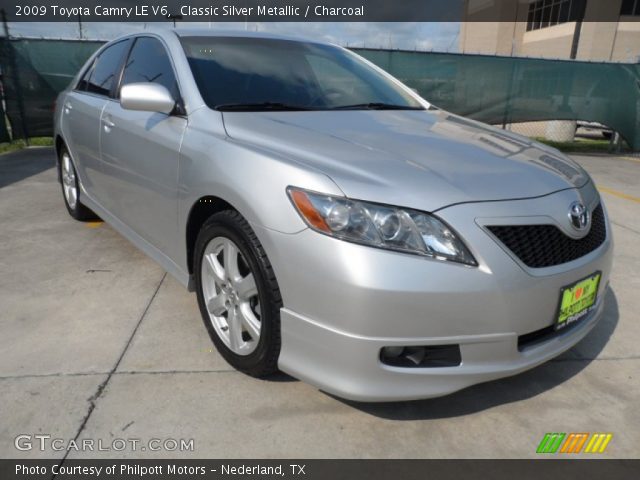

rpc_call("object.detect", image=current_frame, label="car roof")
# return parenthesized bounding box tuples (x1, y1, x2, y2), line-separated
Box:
(169, 28, 330, 46)
(104, 28, 334, 50)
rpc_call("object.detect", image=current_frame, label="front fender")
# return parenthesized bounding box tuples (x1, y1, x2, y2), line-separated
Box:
(176, 109, 343, 273)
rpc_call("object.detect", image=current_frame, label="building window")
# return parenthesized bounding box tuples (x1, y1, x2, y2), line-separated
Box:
(621, 0, 640, 16)
(526, 0, 586, 31)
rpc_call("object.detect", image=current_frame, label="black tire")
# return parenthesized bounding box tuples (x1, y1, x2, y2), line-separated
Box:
(58, 145, 99, 221)
(194, 210, 283, 377)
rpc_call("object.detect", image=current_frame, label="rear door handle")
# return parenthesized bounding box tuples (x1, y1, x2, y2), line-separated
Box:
(103, 117, 115, 131)
(64, 102, 73, 114)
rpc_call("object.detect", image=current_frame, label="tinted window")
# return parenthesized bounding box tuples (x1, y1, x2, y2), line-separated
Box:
(306, 55, 378, 103)
(121, 37, 179, 98)
(87, 40, 129, 97)
(621, 0, 640, 15)
(76, 61, 94, 91)
(180, 37, 422, 110)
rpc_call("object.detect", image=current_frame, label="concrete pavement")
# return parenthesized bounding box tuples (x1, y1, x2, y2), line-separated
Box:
(1, 148, 638, 459)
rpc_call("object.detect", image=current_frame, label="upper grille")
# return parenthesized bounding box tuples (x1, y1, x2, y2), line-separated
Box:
(487, 203, 606, 268)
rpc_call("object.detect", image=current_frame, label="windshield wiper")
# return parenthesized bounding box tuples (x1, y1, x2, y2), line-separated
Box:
(331, 102, 424, 111)
(215, 102, 313, 112)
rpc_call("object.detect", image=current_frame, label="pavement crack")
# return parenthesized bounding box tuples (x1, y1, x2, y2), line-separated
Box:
(4, 357, 638, 382)
(121, 421, 134, 432)
(53, 272, 167, 474)
(114, 368, 237, 375)
(0, 368, 237, 381)
(0, 371, 109, 380)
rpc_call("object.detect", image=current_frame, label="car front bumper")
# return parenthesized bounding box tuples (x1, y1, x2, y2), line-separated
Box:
(278, 296, 605, 401)
(253, 185, 614, 401)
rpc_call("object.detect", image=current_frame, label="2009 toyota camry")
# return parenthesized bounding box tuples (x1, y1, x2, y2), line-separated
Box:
(54, 30, 613, 401)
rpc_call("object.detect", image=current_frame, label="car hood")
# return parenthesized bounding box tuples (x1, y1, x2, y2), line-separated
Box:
(222, 109, 589, 211)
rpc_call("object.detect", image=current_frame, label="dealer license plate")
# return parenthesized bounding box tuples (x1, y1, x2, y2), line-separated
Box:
(556, 272, 601, 330)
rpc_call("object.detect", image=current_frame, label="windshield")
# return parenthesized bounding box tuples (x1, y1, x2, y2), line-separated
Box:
(180, 36, 424, 111)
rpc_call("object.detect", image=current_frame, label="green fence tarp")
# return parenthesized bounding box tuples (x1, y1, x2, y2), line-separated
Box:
(0, 37, 13, 142)
(0, 98, 10, 143)
(0, 39, 639, 150)
(0, 38, 103, 139)
(354, 48, 640, 150)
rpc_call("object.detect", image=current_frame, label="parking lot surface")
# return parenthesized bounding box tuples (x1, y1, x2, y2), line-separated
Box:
(1, 148, 638, 458)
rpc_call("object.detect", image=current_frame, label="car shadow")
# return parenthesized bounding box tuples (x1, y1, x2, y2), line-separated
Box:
(0, 147, 55, 188)
(333, 287, 619, 420)
(263, 371, 298, 383)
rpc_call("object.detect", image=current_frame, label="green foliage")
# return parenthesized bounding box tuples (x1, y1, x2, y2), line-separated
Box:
(0, 137, 53, 155)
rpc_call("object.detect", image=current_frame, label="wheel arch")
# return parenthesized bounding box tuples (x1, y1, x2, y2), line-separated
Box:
(55, 134, 66, 156)
(185, 195, 239, 276)
(54, 135, 66, 182)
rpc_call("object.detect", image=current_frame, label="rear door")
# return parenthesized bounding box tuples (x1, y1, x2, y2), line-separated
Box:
(99, 36, 187, 253)
(60, 39, 131, 205)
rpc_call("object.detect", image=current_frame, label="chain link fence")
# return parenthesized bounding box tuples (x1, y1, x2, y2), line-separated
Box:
(505, 120, 626, 153)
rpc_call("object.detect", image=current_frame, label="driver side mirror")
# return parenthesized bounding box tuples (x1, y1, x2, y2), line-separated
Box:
(120, 82, 175, 114)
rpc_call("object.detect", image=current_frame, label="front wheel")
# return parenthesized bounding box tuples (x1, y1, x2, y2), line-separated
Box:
(194, 210, 283, 377)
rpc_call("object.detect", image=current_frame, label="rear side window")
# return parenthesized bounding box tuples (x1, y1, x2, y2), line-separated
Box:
(75, 61, 94, 91)
(120, 37, 179, 98)
(86, 40, 130, 97)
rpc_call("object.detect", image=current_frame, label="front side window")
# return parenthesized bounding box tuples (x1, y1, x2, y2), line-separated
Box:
(120, 37, 179, 98)
(180, 36, 423, 111)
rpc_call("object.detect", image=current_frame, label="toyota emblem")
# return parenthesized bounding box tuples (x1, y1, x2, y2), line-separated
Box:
(568, 202, 590, 231)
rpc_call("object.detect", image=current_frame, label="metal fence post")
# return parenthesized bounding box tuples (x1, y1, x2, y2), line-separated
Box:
(1, 9, 29, 144)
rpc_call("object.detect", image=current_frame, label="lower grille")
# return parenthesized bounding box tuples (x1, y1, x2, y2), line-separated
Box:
(518, 316, 584, 351)
(487, 203, 606, 268)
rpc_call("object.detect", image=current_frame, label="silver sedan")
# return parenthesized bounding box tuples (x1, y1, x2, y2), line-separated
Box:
(54, 30, 613, 401)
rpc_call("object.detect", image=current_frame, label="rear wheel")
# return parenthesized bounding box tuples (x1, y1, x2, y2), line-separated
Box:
(59, 146, 98, 221)
(194, 210, 282, 376)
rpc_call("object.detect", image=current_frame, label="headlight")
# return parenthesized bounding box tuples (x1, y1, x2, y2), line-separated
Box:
(287, 187, 477, 266)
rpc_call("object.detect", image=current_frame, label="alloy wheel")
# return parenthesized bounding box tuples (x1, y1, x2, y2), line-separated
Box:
(61, 152, 78, 210)
(200, 236, 262, 355)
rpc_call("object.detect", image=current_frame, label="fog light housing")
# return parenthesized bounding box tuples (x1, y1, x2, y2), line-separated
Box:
(381, 346, 404, 358)
(380, 344, 461, 368)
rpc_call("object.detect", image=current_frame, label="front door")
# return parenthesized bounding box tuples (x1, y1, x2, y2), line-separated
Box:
(99, 36, 187, 254)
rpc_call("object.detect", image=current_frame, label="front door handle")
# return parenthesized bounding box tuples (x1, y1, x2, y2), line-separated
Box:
(64, 102, 73, 114)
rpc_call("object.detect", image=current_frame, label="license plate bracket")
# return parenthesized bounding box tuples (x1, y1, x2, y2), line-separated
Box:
(555, 272, 601, 331)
